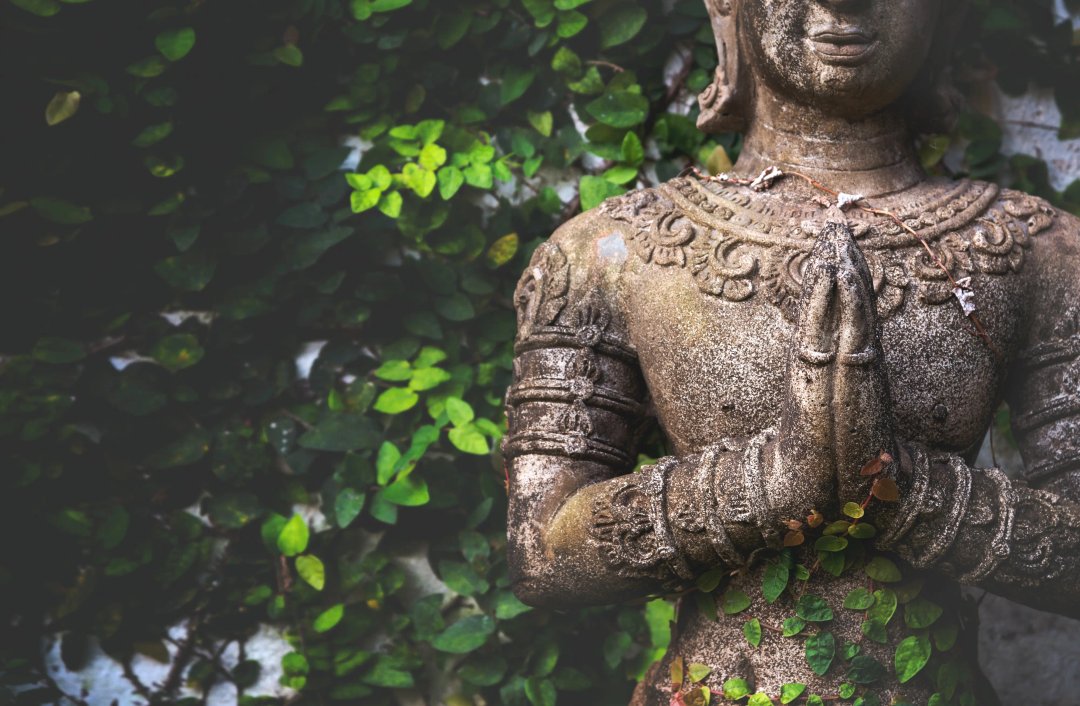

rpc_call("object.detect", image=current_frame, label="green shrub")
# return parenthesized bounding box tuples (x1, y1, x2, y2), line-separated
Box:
(0, 0, 1076, 704)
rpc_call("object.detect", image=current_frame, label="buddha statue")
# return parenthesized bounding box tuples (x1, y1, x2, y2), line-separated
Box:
(504, 0, 1080, 703)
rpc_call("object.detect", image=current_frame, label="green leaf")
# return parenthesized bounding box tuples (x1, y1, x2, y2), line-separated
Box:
(11, 0, 60, 16)
(525, 677, 556, 706)
(848, 523, 878, 539)
(932, 622, 959, 652)
(579, 175, 623, 210)
(528, 110, 553, 137)
(764, 561, 790, 604)
(865, 556, 902, 583)
(32, 337, 85, 364)
(432, 615, 494, 654)
(274, 44, 303, 67)
(904, 598, 943, 629)
(296, 554, 325, 590)
(277, 202, 327, 229)
(438, 166, 465, 200)
(782, 616, 806, 637)
(155, 27, 196, 60)
(867, 589, 898, 625)
(409, 367, 451, 391)
(586, 91, 649, 129)
(277, 515, 309, 556)
(486, 232, 519, 267)
(894, 635, 932, 683)
(45, 90, 80, 126)
(154, 251, 215, 291)
(495, 590, 532, 620)
(334, 488, 365, 528)
(720, 589, 751, 615)
(132, 122, 174, 147)
(603, 165, 639, 185)
(127, 56, 168, 78)
(861, 619, 888, 644)
(382, 476, 429, 506)
(298, 415, 379, 452)
(374, 387, 419, 414)
(151, 333, 204, 371)
(621, 131, 645, 165)
(743, 618, 762, 648)
(748, 693, 772, 706)
(363, 656, 412, 687)
(375, 360, 412, 382)
(376, 441, 402, 485)
(846, 655, 888, 684)
(844, 588, 876, 610)
(839, 683, 856, 699)
(449, 424, 490, 455)
(796, 595, 833, 622)
(445, 397, 476, 426)
(804, 631, 835, 676)
(687, 662, 711, 683)
(814, 535, 848, 552)
(521, 0, 555, 26)
(402, 163, 437, 197)
(842, 502, 865, 519)
(500, 65, 535, 106)
(31, 197, 91, 224)
(723, 678, 750, 700)
(314, 604, 344, 632)
(781, 683, 807, 704)
(599, 6, 647, 48)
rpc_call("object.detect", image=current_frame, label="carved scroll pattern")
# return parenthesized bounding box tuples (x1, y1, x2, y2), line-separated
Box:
(599, 179, 1057, 322)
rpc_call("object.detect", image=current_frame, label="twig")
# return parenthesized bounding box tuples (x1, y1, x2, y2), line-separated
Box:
(586, 59, 625, 73)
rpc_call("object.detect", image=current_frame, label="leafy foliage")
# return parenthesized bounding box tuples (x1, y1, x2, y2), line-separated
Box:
(0, 0, 1077, 704)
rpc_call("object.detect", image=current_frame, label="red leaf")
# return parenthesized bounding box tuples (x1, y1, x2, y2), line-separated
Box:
(784, 530, 806, 547)
(670, 655, 684, 692)
(785, 519, 804, 531)
(860, 450, 895, 476)
(871, 476, 900, 502)
(807, 510, 824, 528)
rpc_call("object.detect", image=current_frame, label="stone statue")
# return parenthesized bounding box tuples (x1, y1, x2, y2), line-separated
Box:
(504, 0, 1080, 703)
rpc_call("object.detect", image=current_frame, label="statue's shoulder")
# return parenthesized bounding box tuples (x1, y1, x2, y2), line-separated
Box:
(988, 185, 1080, 266)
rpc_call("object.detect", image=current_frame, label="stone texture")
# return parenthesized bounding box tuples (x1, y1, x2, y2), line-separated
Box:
(506, 2, 1080, 703)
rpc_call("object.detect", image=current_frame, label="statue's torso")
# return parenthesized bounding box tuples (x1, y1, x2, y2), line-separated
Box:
(588, 176, 1059, 704)
(600, 177, 1053, 458)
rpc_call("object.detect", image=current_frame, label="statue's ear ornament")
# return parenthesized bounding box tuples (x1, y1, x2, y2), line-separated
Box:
(698, 0, 746, 133)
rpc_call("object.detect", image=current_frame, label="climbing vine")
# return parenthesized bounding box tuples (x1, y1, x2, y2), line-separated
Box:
(0, 0, 1077, 705)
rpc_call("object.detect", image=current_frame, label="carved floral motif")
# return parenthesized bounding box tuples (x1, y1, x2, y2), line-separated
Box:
(599, 178, 1057, 322)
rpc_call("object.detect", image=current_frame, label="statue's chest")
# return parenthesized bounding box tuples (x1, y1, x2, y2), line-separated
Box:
(617, 245, 1032, 460)
(600, 177, 1054, 456)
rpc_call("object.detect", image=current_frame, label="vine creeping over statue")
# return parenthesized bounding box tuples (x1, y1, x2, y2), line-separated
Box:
(505, 0, 1080, 704)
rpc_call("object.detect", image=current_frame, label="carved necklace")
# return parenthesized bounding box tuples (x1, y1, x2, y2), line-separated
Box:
(599, 176, 1056, 323)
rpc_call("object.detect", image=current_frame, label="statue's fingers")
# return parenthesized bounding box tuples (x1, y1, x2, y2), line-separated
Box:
(771, 240, 839, 511)
(830, 240, 896, 503)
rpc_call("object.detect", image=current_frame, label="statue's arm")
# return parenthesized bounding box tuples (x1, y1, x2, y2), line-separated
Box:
(507, 212, 876, 607)
(504, 216, 772, 607)
(877, 207, 1080, 619)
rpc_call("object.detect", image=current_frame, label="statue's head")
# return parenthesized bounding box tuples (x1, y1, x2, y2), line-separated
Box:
(699, 0, 966, 134)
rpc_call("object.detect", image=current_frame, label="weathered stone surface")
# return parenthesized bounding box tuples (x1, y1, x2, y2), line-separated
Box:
(506, 1, 1080, 703)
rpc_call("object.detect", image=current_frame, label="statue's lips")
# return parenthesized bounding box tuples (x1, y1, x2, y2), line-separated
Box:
(807, 29, 878, 66)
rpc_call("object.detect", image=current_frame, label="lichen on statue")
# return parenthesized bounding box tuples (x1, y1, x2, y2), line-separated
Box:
(504, 1, 1080, 704)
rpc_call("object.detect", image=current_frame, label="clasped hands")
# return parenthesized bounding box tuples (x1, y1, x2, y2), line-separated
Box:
(760, 220, 902, 525)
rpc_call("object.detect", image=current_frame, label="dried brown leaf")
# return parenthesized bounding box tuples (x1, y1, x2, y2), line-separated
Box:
(871, 476, 900, 502)
(784, 530, 806, 547)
